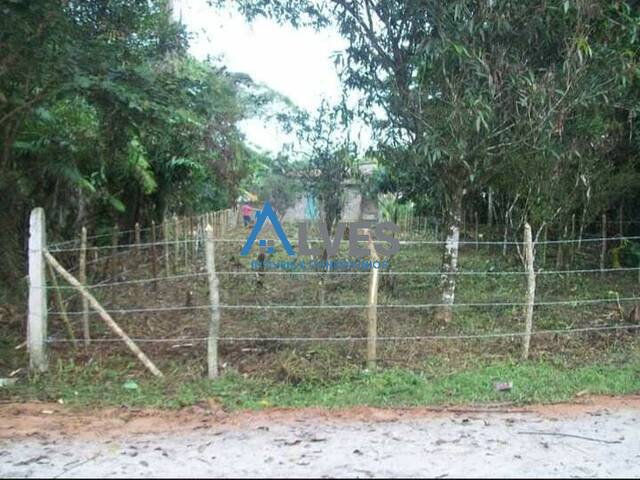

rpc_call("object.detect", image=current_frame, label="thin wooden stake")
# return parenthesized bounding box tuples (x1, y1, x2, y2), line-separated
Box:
(44, 250, 164, 378)
(79, 226, 89, 345)
(474, 211, 479, 251)
(190, 216, 196, 266)
(163, 217, 171, 276)
(570, 214, 576, 266)
(542, 226, 547, 267)
(109, 223, 118, 279)
(135, 222, 141, 256)
(205, 225, 221, 379)
(600, 213, 607, 275)
(366, 230, 380, 369)
(173, 215, 180, 270)
(184, 217, 189, 269)
(502, 214, 509, 256)
(619, 205, 624, 237)
(27, 208, 47, 372)
(151, 220, 158, 291)
(522, 223, 536, 361)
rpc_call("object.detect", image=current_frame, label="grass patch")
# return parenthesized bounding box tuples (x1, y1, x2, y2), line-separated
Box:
(3, 354, 639, 410)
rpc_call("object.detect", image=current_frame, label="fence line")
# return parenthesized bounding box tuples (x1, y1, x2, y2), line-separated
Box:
(28, 205, 640, 377)
(49, 295, 640, 317)
(45, 323, 640, 344)
(44, 234, 640, 253)
(35, 266, 640, 291)
(47, 210, 237, 249)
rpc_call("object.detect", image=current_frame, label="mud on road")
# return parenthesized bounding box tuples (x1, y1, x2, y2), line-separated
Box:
(1, 396, 639, 478)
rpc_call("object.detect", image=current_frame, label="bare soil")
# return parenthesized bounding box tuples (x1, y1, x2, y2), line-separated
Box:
(1, 396, 639, 477)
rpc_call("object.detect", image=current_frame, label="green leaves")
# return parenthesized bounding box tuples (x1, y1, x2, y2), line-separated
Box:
(127, 137, 157, 195)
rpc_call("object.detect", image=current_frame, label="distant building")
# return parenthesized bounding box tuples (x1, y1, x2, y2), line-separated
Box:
(283, 163, 379, 222)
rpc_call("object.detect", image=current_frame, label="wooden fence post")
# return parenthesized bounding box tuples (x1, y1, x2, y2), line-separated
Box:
(366, 231, 380, 369)
(109, 224, 118, 278)
(600, 213, 607, 275)
(474, 211, 479, 251)
(135, 222, 141, 257)
(522, 223, 536, 360)
(570, 214, 576, 266)
(205, 224, 221, 379)
(542, 225, 547, 267)
(184, 217, 189, 270)
(619, 205, 624, 237)
(44, 251, 164, 378)
(502, 214, 509, 256)
(190, 215, 196, 266)
(173, 215, 180, 271)
(27, 207, 47, 372)
(151, 220, 158, 290)
(163, 217, 171, 276)
(79, 226, 90, 345)
(461, 209, 465, 239)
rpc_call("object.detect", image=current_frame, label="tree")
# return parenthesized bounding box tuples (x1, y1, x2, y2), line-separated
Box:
(232, 0, 640, 321)
(0, 0, 282, 294)
(300, 102, 356, 236)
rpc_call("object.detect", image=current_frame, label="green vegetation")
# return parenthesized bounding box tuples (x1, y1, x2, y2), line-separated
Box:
(2, 1, 640, 410)
(4, 352, 639, 410)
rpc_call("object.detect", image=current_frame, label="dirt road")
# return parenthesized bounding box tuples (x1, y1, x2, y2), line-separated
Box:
(1, 397, 639, 478)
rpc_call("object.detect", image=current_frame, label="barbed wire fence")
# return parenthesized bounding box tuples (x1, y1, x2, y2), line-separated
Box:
(26, 207, 640, 379)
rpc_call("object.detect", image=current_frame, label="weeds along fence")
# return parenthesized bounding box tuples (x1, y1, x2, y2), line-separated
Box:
(26, 207, 640, 380)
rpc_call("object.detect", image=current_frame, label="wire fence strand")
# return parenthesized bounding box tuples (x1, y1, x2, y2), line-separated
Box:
(49, 295, 640, 316)
(45, 323, 640, 344)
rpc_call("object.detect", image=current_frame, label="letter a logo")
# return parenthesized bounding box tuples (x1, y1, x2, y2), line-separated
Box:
(240, 202, 295, 256)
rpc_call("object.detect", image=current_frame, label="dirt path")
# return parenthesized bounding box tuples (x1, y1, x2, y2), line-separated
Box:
(1, 397, 639, 478)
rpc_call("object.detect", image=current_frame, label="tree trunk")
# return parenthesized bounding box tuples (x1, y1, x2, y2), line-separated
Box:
(438, 187, 463, 323)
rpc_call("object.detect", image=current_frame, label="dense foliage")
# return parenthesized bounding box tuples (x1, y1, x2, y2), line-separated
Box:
(0, 0, 276, 292)
(235, 0, 640, 238)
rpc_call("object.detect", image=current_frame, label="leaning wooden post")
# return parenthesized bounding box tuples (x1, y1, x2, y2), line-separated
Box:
(205, 224, 221, 379)
(44, 250, 164, 378)
(151, 220, 158, 290)
(163, 217, 171, 276)
(522, 222, 536, 361)
(600, 213, 607, 275)
(79, 226, 90, 346)
(46, 262, 77, 350)
(27, 207, 48, 372)
(366, 230, 380, 369)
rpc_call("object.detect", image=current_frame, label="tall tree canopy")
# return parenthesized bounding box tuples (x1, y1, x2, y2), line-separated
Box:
(231, 0, 640, 316)
(0, 0, 284, 292)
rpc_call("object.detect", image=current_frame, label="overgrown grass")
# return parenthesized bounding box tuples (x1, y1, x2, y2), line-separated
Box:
(2, 223, 640, 410)
(3, 352, 639, 410)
